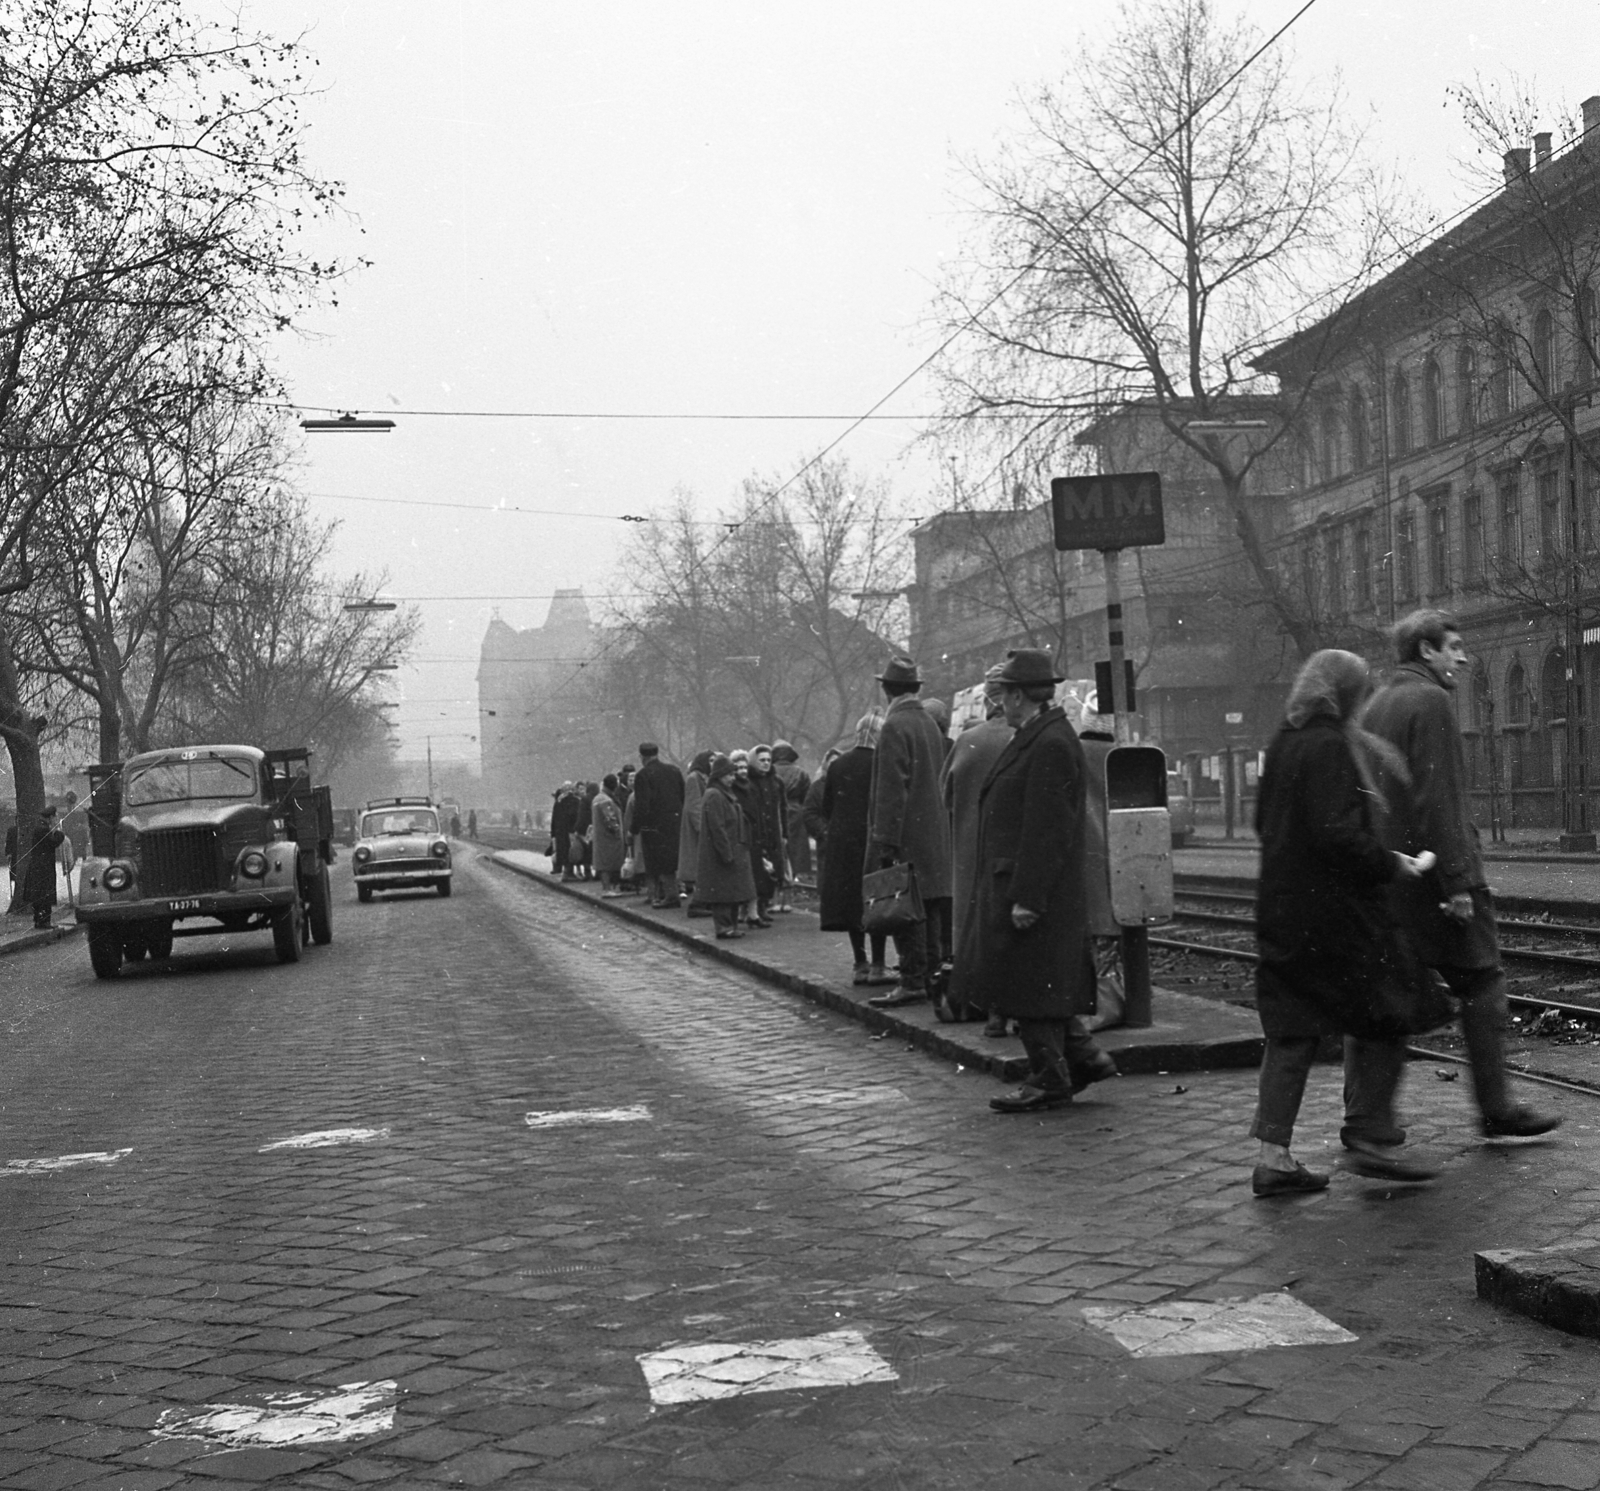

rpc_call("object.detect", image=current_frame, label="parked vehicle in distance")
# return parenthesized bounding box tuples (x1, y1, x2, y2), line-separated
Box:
(352, 798, 453, 901)
(1167, 772, 1195, 847)
(75, 744, 334, 978)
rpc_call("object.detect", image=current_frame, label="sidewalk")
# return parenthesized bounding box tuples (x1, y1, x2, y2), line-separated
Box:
(487, 850, 1269, 1085)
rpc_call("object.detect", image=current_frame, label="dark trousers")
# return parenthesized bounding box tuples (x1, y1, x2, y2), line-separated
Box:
(1017, 1016, 1107, 1093)
(1341, 1035, 1410, 1144)
(1251, 1036, 1321, 1147)
(710, 903, 740, 933)
(890, 896, 952, 988)
(847, 929, 888, 965)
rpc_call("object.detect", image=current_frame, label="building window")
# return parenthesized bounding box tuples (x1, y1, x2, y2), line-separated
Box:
(1533, 307, 1556, 394)
(1349, 386, 1368, 468)
(1463, 490, 1484, 583)
(1537, 456, 1562, 561)
(1320, 404, 1340, 481)
(1353, 521, 1372, 608)
(1579, 285, 1597, 384)
(1543, 649, 1568, 723)
(1471, 666, 1489, 729)
(1427, 502, 1449, 593)
(1496, 468, 1521, 564)
(1457, 347, 1477, 433)
(1327, 526, 1345, 614)
(1423, 357, 1444, 443)
(1507, 661, 1529, 725)
(1396, 512, 1417, 600)
(1391, 370, 1412, 453)
(1490, 329, 1512, 417)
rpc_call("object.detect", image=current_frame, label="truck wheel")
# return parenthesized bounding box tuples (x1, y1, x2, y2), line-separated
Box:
(307, 865, 333, 945)
(145, 922, 174, 960)
(87, 926, 122, 980)
(357, 884, 373, 904)
(436, 878, 452, 898)
(273, 900, 303, 963)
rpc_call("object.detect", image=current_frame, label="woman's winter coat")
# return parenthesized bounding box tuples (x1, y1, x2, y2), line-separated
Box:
(1254, 715, 1404, 1039)
(695, 782, 758, 904)
(677, 757, 710, 887)
(940, 717, 1012, 953)
(952, 705, 1095, 1021)
(816, 746, 876, 932)
(589, 790, 626, 875)
(747, 769, 788, 897)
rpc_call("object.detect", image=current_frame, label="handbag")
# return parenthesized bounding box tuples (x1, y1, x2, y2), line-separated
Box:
(1368, 927, 1456, 1037)
(861, 861, 924, 935)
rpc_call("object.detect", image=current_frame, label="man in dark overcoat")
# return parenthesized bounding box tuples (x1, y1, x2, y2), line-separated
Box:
(631, 743, 685, 909)
(953, 650, 1114, 1113)
(1358, 610, 1558, 1140)
(865, 655, 953, 1006)
(19, 805, 65, 928)
(549, 784, 580, 880)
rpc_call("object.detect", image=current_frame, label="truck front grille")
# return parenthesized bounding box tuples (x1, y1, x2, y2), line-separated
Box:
(140, 827, 224, 896)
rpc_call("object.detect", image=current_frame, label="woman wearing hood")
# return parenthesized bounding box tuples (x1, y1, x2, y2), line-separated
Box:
(1251, 649, 1435, 1197)
(771, 740, 811, 900)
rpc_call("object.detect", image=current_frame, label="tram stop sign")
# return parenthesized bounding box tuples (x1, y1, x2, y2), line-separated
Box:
(1051, 472, 1165, 551)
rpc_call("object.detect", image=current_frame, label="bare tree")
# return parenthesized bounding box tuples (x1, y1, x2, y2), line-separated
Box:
(933, 0, 1397, 658)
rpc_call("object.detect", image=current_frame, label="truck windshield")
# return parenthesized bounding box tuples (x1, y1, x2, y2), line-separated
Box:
(362, 810, 438, 836)
(125, 756, 257, 806)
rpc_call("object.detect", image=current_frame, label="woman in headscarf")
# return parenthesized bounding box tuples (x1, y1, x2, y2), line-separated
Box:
(1251, 649, 1431, 1197)
(678, 750, 714, 916)
(817, 712, 893, 985)
(696, 754, 758, 938)
(590, 774, 627, 895)
(726, 749, 758, 927)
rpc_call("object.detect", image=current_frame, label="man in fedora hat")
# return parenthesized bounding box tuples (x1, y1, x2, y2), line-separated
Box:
(864, 655, 953, 1006)
(953, 649, 1115, 1112)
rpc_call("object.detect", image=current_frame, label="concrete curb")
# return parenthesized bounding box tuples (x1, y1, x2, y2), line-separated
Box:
(1476, 1246, 1600, 1337)
(486, 854, 1269, 1084)
(0, 922, 81, 958)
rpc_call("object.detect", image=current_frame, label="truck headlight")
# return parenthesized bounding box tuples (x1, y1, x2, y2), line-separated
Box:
(103, 863, 133, 892)
(239, 850, 269, 879)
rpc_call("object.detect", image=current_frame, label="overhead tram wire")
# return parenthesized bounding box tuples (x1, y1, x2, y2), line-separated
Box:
(512, 0, 1324, 715)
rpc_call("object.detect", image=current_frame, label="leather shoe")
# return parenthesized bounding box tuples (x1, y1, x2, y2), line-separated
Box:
(852, 963, 871, 986)
(1251, 1163, 1330, 1197)
(1482, 1106, 1562, 1139)
(983, 1016, 1010, 1038)
(990, 1082, 1072, 1114)
(868, 987, 926, 1008)
(1340, 1126, 1406, 1150)
(1069, 1051, 1119, 1092)
(862, 964, 897, 986)
(1342, 1142, 1438, 1183)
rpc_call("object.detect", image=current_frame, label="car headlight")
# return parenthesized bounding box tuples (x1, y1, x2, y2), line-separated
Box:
(239, 850, 269, 879)
(354, 845, 373, 863)
(430, 841, 449, 859)
(103, 863, 133, 892)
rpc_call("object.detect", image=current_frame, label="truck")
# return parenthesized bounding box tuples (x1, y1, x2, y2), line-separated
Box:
(74, 743, 335, 979)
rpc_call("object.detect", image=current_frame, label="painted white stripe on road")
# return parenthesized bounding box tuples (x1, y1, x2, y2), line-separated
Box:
(3, 1148, 132, 1175)
(152, 1380, 398, 1447)
(638, 1328, 897, 1404)
(1082, 1292, 1357, 1357)
(525, 1105, 651, 1129)
(768, 1088, 907, 1107)
(259, 1127, 391, 1152)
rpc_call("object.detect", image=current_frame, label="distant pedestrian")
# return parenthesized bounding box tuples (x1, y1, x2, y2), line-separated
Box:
(1359, 611, 1559, 1144)
(591, 776, 627, 894)
(449, 811, 462, 838)
(549, 785, 578, 878)
(18, 805, 65, 929)
(467, 809, 478, 840)
(632, 743, 685, 908)
(1251, 650, 1437, 1196)
(574, 784, 597, 880)
(864, 655, 953, 1007)
(678, 750, 713, 916)
(747, 744, 788, 924)
(771, 741, 811, 895)
(727, 750, 758, 926)
(818, 714, 891, 985)
(940, 666, 1012, 1026)
(696, 754, 757, 938)
(953, 650, 1116, 1114)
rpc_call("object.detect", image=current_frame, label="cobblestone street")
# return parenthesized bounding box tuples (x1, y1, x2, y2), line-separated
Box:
(3, 853, 1600, 1489)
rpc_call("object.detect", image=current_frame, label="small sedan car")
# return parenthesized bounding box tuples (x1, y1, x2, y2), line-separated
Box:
(351, 799, 452, 901)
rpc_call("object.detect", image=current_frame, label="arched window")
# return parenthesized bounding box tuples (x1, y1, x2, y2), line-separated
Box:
(1391, 369, 1412, 453)
(1471, 666, 1489, 729)
(1490, 324, 1513, 416)
(1533, 307, 1557, 393)
(1423, 358, 1444, 443)
(1507, 660, 1529, 725)
(1348, 386, 1368, 468)
(1542, 648, 1568, 723)
(1456, 347, 1477, 433)
(1320, 403, 1340, 480)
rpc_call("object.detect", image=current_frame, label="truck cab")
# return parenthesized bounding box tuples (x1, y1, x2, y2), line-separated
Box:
(74, 744, 334, 978)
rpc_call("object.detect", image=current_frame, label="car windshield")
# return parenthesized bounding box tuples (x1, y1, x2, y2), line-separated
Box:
(125, 755, 257, 807)
(362, 810, 438, 836)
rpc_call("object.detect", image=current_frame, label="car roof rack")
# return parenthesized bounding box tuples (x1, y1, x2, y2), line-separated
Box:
(363, 796, 435, 810)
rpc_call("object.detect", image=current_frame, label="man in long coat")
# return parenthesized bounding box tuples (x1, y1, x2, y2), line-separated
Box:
(631, 743, 685, 909)
(954, 650, 1114, 1113)
(695, 755, 758, 938)
(19, 805, 66, 928)
(939, 666, 1012, 1025)
(1358, 610, 1557, 1141)
(866, 655, 953, 1006)
(549, 784, 579, 880)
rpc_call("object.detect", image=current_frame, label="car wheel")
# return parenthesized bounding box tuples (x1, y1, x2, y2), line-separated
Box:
(437, 878, 452, 898)
(273, 900, 303, 963)
(87, 925, 122, 979)
(307, 864, 333, 945)
(357, 883, 373, 903)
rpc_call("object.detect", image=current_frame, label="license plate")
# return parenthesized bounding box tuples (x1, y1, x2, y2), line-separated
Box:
(168, 899, 201, 913)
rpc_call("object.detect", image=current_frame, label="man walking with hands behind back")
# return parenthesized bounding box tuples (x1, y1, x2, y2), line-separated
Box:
(865, 655, 953, 1007)
(1358, 611, 1558, 1142)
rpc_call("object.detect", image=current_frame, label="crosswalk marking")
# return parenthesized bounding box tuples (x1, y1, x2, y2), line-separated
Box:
(638, 1328, 897, 1404)
(1082, 1292, 1357, 1357)
(259, 1127, 391, 1152)
(3, 1148, 132, 1175)
(152, 1380, 398, 1447)
(525, 1105, 651, 1129)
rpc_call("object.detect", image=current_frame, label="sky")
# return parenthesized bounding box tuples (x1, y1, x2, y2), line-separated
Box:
(260, 0, 1600, 764)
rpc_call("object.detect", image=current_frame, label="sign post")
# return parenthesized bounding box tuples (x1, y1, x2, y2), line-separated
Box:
(1052, 472, 1167, 1027)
